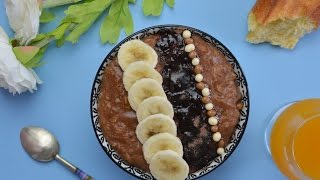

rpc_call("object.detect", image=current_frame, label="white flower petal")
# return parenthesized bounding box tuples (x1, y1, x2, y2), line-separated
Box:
(0, 27, 9, 42)
(0, 26, 41, 95)
(30, 69, 43, 84)
(5, 0, 41, 45)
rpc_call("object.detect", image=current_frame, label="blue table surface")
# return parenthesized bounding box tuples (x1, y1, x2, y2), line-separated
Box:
(1, 0, 320, 179)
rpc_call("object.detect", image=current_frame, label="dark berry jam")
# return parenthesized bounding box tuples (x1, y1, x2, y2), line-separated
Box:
(155, 29, 217, 172)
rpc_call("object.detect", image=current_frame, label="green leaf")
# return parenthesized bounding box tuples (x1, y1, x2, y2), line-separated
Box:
(24, 46, 48, 68)
(50, 23, 71, 40)
(165, 0, 174, 8)
(61, 0, 115, 43)
(30, 34, 47, 43)
(56, 37, 66, 47)
(13, 46, 40, 64)
(64, 0, 108, 17)
(128, 0, 136, 3)
(46, 22, 72, 47)
(100, 0, 133, 44)
(142, 0, 164, 16)
(40, 10, 56, 23)
(66, 14, 100, 43)
(13, 45, 47, 68)
(42, 0, 82, 8)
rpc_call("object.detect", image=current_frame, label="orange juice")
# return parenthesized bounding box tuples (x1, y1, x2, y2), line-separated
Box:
(270, 99, 320, 180)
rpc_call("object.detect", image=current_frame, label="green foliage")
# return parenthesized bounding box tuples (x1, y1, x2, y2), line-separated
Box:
(14, 0, 175, 69)
(13, 46, 47, 68)
(100, 0, 133, 44)
(24, 46, 48, 68)
(40, 10, 56, 23)
(47, 0, 174, 44)
(165, 0, 175, 8)
(142, 0, 175, 16)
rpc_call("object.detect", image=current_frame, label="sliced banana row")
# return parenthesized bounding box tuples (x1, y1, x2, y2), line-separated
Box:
(128, 78, 166, 111)
(123, 61, 163, 91)
(136, 114, 177, 144)
(118, 40, 189, 180)
(143, 133, 188, 180)
(150, 150, 189, 180)
(142, 132, 183, 164)
(136, 96, 174, 122)
(118, 39, 158, 71)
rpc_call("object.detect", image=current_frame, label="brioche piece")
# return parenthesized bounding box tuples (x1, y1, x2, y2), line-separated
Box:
(247, 0, 320, 49)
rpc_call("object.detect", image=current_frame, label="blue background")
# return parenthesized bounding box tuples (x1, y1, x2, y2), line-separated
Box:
(1, 0, 319, 179)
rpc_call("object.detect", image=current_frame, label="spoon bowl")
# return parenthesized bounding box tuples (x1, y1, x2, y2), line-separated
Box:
(20, 126, 59, 162)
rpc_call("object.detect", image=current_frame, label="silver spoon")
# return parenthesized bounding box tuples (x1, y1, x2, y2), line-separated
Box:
(20, 126, 93, 180)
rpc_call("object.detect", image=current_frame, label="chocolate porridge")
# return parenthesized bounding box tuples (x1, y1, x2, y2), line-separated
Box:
(97, 28, 242, 173)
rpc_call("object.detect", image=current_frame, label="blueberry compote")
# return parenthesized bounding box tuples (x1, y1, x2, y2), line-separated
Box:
(155, 29, 217, 172)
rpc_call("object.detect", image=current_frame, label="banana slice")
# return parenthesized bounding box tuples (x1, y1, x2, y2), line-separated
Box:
(128, 78, 166, 111)
(136, 96, 174, 122)
(149, 150, 189, 180)
(123, 61, 163, 91)
(136, 114, 177, 144)
(117, 40, 158, 71)
(143, 132, 183, 164)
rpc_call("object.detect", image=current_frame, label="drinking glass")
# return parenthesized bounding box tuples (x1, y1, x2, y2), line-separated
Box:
(264, 98, 320, 180)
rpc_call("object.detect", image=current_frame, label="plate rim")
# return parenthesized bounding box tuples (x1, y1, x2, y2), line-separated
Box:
(90, 24, 250, 179)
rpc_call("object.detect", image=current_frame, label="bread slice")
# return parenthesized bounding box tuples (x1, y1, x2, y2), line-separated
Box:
(247, 0, 320, 49)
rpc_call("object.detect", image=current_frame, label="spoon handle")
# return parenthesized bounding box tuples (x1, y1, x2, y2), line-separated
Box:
(55, 154, 93, 180)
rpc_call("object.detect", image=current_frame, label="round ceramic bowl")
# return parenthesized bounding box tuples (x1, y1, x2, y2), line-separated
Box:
(90, 25, 250, 179)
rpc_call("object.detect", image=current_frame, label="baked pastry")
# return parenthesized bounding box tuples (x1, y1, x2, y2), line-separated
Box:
(97, 28, 243, 179)
(247, 0, 320, 49)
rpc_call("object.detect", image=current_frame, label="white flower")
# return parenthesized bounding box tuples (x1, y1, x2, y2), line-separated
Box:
(5, 0, 41, 45)
(0, 26, 42, 95)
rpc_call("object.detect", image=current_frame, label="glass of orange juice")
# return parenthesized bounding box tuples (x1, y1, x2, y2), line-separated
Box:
(265, 98, 320, 180)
